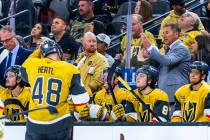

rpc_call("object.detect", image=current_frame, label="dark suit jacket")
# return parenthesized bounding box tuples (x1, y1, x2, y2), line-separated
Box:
(148, 40, 191, 102)
(0, 46, 32, 86)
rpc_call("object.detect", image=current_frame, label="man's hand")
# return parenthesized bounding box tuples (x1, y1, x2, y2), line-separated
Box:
(141, 33, 151, 49)
(142, 48, 150, 58)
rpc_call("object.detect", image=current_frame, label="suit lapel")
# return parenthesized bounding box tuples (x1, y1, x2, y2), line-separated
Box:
(168, 40, 182, 53)
(0, 57, 7, 75)
(15, 47, 21, 65)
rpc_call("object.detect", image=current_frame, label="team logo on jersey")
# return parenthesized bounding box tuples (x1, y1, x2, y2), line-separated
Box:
(138, 103, 151, 122)
(183, 101, 196, 122)
(3, 98, 27, 122)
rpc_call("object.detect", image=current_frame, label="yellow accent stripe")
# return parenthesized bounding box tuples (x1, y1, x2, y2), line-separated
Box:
(117, 76, 132, 91)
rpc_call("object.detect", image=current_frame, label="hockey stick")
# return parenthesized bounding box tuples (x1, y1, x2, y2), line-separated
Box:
(0, 106, 58, 120)
(117, 76, 162, 122)
(107, 59, 121, 105)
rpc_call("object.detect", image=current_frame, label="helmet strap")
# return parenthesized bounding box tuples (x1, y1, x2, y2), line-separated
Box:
(139, 78, 150, 92)
(8, 82, 19, 90)
(190, 74, 203, 90)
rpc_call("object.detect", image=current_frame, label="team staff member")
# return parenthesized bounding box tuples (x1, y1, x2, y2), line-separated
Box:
(0, 65, 31, 122)
(172, 61, 210, 122)
(23, 38, 90, 140)
(77, 32, 108, 96)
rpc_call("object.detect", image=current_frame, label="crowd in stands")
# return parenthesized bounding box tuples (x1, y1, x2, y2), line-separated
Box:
(0, 0, 210, 127)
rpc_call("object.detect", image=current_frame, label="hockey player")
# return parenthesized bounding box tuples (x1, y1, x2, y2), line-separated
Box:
(0, 65, 31, 122)
(124, 65, 170, 122)
(171, 61, 210, 122)
(93, 67, 134, 121)
(22, 38, 90, 140)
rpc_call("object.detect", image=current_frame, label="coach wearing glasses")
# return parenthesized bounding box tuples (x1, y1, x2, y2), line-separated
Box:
(0, 26, 31, 86)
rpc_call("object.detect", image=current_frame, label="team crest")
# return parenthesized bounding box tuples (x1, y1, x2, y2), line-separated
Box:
(183, 101, 196, 122)
(138, 103, 151, 122)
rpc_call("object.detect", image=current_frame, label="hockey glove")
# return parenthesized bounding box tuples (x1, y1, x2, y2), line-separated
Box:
(78, 104, 90, 120)
(111, 104, 125, 121)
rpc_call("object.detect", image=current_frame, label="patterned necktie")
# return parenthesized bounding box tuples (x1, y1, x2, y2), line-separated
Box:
(165, 47, 170, 54)
(6, 52, 12, 71)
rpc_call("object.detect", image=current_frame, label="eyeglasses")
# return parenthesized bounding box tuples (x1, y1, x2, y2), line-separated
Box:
(1, 35, 15, 43)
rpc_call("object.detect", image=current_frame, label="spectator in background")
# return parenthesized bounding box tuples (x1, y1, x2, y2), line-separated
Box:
(141, 24, 191, 102)
(207, 0, 210, 18)
(51, 16, 79, 60)
(134, 0, 152, 23)
(159, 0, 205, 39)
(16, 35, 28, 48)
(178, 11, 201, 54)
(77, 32, 108, 97)
(0, 26, 32, 87)
(191, 35, 210, 65)
(27, 23, 49, 50)
(120, 14, 157, 68)
(96, 33, 115, 67)
(70, 0, 95, 42)
(10, 0, 35, 36)
(87, 20, 106, 35)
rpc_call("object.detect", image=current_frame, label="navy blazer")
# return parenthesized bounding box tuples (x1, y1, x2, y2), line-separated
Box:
(0, 46, 32, 86)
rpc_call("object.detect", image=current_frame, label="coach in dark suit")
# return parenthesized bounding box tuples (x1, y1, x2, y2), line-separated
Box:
(141, 24, 191, 102)
(0, 26, 32, 86)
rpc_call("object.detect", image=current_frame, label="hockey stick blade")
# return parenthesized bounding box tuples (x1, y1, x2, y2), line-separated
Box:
(47, 106, 58, 115)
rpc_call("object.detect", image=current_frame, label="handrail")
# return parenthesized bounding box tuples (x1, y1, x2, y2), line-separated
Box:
(23, 35, 31, 40)
(0, 9, 30, 23)
(110, 0, 201, 42)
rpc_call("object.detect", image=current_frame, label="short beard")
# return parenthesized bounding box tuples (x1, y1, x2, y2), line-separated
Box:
(5, 83, 18, 90)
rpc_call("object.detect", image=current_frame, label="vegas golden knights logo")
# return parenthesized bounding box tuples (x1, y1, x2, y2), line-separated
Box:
(138, 103, 151, 122)
(3, 99, 27, 121)
(183, 102, 196, 122)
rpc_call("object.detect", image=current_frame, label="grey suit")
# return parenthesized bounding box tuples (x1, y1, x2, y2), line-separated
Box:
(148, 40, 191, 102)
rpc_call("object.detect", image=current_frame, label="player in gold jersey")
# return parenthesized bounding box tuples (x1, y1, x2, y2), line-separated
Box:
(171, 61, 210, 122)
(125, 65, 169, 122)
(93, 67, 134, 121)
(22, 39, 90, 140)
(0, 65, 31, 122)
